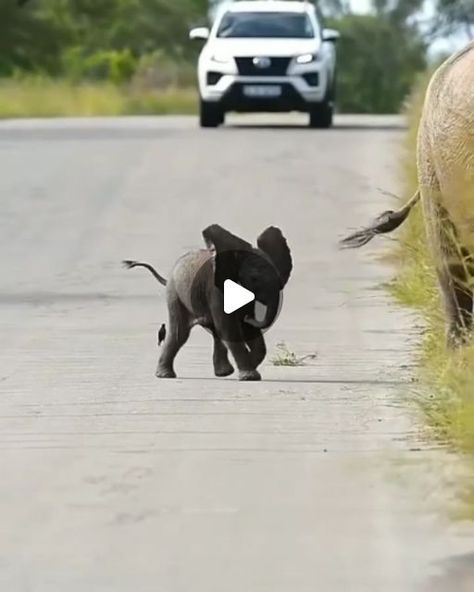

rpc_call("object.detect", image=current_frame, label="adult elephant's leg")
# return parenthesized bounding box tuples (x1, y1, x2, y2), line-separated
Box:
(156, 295, 191, 378)
(437, 262, 473, 347)
(424, 194, 473, 347)
(243, 326, 266, 368)
(212, 334, 234, 377)
(437, 234, 473, 347)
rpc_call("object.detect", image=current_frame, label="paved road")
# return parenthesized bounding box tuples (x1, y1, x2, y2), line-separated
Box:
(1, 114, 473, 591)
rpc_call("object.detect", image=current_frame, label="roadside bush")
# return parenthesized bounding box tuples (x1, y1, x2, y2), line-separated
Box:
(62, 48, 138, 84)
(330, 14, 427, 114)
(131, 51, 196, 90)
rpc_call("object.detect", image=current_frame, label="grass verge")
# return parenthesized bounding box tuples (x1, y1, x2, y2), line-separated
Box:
(389, 73, 474, 460)
(0, 78, 197, 118)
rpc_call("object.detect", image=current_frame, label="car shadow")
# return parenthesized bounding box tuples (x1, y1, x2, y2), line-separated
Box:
(227, 123, 407, 131)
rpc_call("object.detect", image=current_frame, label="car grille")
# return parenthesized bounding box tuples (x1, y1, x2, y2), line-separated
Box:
(235, 57, 291, 76)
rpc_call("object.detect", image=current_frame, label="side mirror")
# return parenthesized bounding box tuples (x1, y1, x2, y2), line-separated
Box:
(189, 27, 210, 41)
(322, 28, 340, 42)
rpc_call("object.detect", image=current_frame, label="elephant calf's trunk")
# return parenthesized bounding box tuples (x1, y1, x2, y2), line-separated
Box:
(339, 190, 420, 249)
(245, 299, 279, 329)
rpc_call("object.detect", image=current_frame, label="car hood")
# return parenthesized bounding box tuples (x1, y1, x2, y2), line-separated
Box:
(206, 38, 320, 58)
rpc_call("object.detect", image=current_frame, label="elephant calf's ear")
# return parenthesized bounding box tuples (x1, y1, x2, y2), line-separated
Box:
(257, 226, 293, 287)
(202, 224, 252, 253)
(202, 224, 253, 288)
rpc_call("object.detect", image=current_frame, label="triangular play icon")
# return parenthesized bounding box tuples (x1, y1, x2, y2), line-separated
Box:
(224, 279, 255, 314)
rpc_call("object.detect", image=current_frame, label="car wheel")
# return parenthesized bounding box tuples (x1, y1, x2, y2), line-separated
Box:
(308, 78, 335, 129)
(308, 102, 333, 129)
(328, 72, 337, 103)
(200, 100, 224, 128)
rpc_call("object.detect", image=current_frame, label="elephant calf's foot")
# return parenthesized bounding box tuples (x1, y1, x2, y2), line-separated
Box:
(214, 363, 234, 378)
(156, 367, 177, 379)
(238, 369, 261, 381)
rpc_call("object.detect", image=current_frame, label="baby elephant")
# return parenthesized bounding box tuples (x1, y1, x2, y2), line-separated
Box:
(124, 224, 292, 381)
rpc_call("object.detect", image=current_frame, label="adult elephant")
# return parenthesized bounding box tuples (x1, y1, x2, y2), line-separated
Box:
(341, 42, 474, 348)
(124, 224, 292, 381)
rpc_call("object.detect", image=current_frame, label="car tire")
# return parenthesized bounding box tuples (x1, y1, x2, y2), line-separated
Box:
(308, 101, 333, 129)
(200, 100, 224, 128)
(327, 71, 337, 103)
(308, 78, 335, 129)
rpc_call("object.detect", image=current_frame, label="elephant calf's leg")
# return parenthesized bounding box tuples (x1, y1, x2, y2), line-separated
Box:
(213, 337, 234, 377)
(226, 340, 261, 381)
(213, 314, 261, 381)
(244, 328, 267, 369)
(156, 298, 191, 379)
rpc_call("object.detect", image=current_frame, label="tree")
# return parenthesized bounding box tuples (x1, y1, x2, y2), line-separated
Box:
(0, 0, 67, 75)
(2, 0, 209, 73)
(434, 0, 474, 38)
(332, 13, 426, 113)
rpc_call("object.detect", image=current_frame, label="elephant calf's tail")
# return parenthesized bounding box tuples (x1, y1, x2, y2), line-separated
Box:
(339, 190, 421, 249)
(122, 260, 167, 287)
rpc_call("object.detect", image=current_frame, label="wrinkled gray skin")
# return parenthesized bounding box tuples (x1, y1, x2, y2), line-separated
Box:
(125, 224, 292, 381)
(341, 42, 474, 348)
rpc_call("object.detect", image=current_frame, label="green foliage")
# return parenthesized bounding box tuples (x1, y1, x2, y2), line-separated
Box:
(0, 0, 67, 75)
(132, 51, 196, 89)
(331, 13, 426, 113)
(63, 48, 137, 83)
(1, 0, 207, 77)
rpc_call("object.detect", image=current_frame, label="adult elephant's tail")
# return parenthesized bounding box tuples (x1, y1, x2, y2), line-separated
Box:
(122, 260, 167, 286)
(339, 190, 421, 249)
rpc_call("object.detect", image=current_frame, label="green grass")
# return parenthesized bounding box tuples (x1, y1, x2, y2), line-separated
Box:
(0, 78, 197, 118)
(389, 72, 474, 457)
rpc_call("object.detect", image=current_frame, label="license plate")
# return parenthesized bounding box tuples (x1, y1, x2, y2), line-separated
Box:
(243, 85, 282, 98)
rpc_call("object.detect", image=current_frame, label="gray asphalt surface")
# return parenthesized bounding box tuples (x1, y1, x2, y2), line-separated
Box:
(1, 114, 473, 591)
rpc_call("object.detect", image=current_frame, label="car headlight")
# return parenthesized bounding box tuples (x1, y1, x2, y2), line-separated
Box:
(211, 53, 233, 64)
(296, 53, 317, 65)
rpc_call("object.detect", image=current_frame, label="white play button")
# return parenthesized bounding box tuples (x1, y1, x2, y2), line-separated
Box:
(224, 279, 255, 314)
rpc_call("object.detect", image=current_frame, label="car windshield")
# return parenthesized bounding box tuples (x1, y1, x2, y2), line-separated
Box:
(216, 12, 315, 39)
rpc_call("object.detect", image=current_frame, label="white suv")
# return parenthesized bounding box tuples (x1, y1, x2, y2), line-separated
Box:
(190, 1, 339, 128)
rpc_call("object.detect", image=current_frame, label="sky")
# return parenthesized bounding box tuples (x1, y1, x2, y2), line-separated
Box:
(350, 0, 371, 11)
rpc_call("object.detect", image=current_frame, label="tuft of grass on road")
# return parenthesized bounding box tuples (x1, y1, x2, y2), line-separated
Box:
(388, 71, 474, 457)
(271, 342, 317, 367)
(0, 78, 197, 119)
